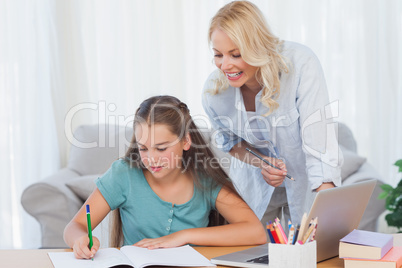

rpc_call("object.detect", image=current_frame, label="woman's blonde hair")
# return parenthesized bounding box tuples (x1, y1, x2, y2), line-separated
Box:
(109, 95, 238, 247)
(208, 1, 289, 115)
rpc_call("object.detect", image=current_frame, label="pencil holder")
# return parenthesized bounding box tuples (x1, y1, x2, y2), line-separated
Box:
(268, 241, 317, 268)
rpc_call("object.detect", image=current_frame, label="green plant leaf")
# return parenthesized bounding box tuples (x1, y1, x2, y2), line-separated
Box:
(382, 160, 402, 230)
(378, 191, 388, 200)
(385, 212, 402, 229)
(380, 184, 393, 192)
(385, 213, 394, 226)
(392, 212, 402, 226)
(395, 159, 402, 173)
(395, 196, 402, 209)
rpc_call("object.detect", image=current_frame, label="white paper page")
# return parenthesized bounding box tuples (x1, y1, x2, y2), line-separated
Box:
(120, 245, 215, 268)
(48, 248, 133, 268)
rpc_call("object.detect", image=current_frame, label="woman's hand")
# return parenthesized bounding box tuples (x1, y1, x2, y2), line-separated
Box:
(315, 182, 335, 192)
(133, 231, 188, 250)
(72, 234, 100, 259)
(260, 157, 287, 187)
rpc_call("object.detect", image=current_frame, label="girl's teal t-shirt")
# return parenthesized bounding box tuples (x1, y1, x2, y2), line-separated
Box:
(95, 159, 222, 245)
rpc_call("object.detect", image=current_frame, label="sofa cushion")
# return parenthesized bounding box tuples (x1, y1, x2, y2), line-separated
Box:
(338, 123, 357, 153)
(66, 175, 99, 201)
(67, 124, 133, 175)
(340, 145, 366, 181)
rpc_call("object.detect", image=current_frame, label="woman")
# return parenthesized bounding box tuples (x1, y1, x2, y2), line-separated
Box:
(202, 1, 343, 228)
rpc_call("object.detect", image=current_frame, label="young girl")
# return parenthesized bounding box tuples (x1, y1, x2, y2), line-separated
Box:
(64, 95, 266, 259)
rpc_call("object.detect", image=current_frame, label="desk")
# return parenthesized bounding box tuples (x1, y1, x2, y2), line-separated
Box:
(1, 246, 343, 268)
(197, 246, 344, 268)
(3, 235, 400, 267)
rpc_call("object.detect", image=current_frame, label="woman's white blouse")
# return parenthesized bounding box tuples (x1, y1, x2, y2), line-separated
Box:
(202, 41, 343, 223)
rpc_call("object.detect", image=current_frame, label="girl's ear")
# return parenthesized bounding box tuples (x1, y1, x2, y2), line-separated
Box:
(183, 133, 192, 151)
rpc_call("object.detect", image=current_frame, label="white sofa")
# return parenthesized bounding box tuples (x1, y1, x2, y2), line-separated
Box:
(21, 123, 385, 248)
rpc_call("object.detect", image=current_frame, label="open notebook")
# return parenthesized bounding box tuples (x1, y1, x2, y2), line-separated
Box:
(48, 245, 214, 268)
(211, 180, 377, 267)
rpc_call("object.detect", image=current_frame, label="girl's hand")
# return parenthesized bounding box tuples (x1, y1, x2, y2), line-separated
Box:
(72, 235, 100, 259)
(260, 157, 287, 187)
(133, 231, 188, 249)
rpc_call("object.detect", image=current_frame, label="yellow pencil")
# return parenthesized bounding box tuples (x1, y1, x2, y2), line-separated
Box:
(309, 218, 319, 242)
(302, 218, 317, 243)
(296, 213, 307, 242)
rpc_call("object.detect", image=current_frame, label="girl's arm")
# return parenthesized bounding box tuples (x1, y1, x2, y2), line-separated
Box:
(63, 188, 111, 259)
(134, 186, 267, 249)
(188, 186, 267, 245)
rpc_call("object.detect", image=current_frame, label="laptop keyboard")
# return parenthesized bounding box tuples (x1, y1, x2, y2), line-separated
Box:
(246, 254, 269, 264)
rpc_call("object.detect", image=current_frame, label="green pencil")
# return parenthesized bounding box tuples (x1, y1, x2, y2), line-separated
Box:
(86, 204, 93, 261)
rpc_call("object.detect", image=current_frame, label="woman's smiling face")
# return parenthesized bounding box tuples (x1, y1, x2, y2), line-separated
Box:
(211, 28, 260, 91)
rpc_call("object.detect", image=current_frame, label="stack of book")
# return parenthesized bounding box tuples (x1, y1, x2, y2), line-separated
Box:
(339, 229, 402, 268)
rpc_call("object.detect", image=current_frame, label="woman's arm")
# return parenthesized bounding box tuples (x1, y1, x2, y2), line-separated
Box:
(229, 140, 287, 187)
(231, 141, 335, 191)
(315, 182, 335, 191)
(63, 188, 111, 259)
(295, 49, 343, 190)
(134, 186, 267, 249)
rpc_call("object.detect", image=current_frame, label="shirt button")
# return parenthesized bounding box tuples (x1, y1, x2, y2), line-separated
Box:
(170, 210, 173, 213)
(168, 219, 172, 223)
(166, 227, 170, 231)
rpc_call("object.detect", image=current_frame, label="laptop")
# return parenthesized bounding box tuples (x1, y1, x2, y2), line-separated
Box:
(211, 179, 377, 267)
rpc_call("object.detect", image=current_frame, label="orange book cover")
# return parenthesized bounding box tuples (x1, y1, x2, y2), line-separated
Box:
(344, 246, 402, 268)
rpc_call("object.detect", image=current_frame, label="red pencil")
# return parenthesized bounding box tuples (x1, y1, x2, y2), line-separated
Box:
(270, 222, 280, 243)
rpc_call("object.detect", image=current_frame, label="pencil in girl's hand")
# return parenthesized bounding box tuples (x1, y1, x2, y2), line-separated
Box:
(86, 204, 94, 261)
(245, 148, 295, 181)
